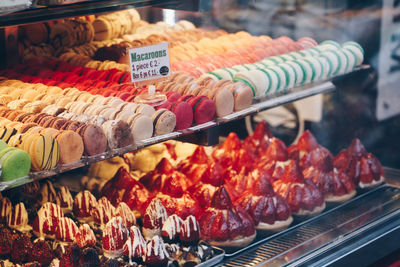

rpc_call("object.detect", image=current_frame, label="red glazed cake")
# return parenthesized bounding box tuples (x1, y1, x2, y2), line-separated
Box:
(102, 216, 129, 258)
(123, 225, 146, 264)
(199, 186, 256, 247)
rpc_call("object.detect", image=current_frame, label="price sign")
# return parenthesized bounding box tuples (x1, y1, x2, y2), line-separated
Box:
(129, 42, 170, 84)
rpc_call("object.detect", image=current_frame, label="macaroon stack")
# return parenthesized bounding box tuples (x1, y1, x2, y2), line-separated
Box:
(201, 40, 364, 97)
(0, 140, 31, 181)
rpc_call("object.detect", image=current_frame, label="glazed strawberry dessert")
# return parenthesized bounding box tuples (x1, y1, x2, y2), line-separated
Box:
(302, 147, 356, 202)
(199, 186, 256, 247)
(334, 138, 385, 188)
(234, 169, 293, 231)
(273, 160, 326, 216)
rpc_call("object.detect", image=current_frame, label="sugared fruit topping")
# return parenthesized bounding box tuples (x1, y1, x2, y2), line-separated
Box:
(91, 197, 115, 226)
(211, 186, 233, 209)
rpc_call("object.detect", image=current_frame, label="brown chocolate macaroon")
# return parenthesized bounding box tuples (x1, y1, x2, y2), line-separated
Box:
(76, 124, 108, 156)
(101, 119, 133, 149)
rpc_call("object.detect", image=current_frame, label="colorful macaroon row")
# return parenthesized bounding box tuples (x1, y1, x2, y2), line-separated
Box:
(170, 36, 317, 77)
(201, 40, 364, 97)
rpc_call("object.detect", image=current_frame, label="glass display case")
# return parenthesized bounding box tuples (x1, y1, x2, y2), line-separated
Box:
(0, 0, 399, 266)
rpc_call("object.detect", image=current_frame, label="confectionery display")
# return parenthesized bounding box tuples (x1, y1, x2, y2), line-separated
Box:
(0, 4, 389, 266)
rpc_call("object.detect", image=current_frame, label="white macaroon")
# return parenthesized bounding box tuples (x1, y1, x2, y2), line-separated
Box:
(342, 44, 364, 66)
(266, 66, 287, 92)
(279, 63, 297, 90)
(294, 59, 314, 84)
(285, 61, 305, 86)
(341, 48, 357, 72)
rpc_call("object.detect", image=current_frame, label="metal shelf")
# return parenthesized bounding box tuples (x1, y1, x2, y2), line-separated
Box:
(0, 79, 337, 191)
(0, 0, 211, 27)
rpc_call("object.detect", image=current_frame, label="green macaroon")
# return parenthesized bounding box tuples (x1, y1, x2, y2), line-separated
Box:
(0, 140, 8, 151)
(0, 147, 31, 181)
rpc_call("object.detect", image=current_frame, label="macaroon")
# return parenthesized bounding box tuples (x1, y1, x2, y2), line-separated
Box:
(0, 147, 31, 181)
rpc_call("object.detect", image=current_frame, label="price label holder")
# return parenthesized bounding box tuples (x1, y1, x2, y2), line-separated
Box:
(128, 42, 170, 86)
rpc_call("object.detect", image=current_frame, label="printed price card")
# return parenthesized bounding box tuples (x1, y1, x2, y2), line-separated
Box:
(129, 42, 170, 84)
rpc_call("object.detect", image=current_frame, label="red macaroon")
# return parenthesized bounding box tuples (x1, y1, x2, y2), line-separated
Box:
(169, 101, 193, 130)
(187, 95, 216, 124)
(166, 91, 182, 102)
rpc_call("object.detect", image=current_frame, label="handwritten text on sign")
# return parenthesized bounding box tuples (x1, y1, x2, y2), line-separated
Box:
(129, 42, 170, 83)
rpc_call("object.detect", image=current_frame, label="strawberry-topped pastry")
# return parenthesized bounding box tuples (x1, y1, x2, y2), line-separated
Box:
(287, 130, 320, 169)
(142, 198, 168, 240)
(55, 217, 79, 244)
(256, 137, 290, 180)
(90, 196, 115, 227)
(102, 216, 129, 258)
(33, 202, 64, 239)
(180, 215, 201, 246)
(73, 190, 98, 223)
(123, 225, 146, 264)
(302, 147, 356, 202)
(0, 197, 11, 223)
(115, 202, 136, 228)
(199, 186, 256, 247)
(334, 138, 385, 188)
(212, 132, 256, 173)
(140, 158, 192, 194)
(7, 202, 32, 233)
(156, 192, 203, 220)
(273, 160, 326, 216)
(177, 146, 213, 184)
(242, 121, 272, 157)
(56, 186, 74, 214)
(101, 167, 152, 218)
(234, 169, 293, 231)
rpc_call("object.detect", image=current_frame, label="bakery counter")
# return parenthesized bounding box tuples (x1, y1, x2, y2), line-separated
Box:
(0, 78, 337, 192)
(0, 0, 210, 27)
(220, 167, 400, 267)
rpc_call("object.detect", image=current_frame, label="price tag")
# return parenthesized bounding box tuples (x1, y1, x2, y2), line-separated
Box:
(129, 42, 170, 84)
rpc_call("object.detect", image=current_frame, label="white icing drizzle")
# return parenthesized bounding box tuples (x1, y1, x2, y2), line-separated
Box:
(56, 217, 78, 242)
(7, 202, 31, 232)
(115, 202, 136, 227)
(102, 216, 128, 257)
(145, 235, 169, 261)
(123, 225, 146, 265)
(145, 198, 167, 229)
(181, 215, 199, 239)
(0, 197, 11, 220)
(73, 190, 98, 220)
(75, 224, 96, 248)
(56, 186, 73, 213)
(92, 197, 115, 225)
(162, 214, 183, 240)
(35, 202, 64, 238)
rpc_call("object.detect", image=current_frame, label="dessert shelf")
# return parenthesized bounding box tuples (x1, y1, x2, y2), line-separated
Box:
(0, 79, 338, 191)
(220, 167, 400, 267)
(0, 0, 211, 27)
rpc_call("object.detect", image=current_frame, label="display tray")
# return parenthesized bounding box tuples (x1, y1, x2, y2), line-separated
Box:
(221, 168, 400, 266)
(198, 246, 225, 267)
(0, 77, 339, 191)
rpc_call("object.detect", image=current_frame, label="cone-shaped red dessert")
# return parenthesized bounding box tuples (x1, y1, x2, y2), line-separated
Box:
(73, 190, 98, 222)
(55, 217, 79, 243)
(142, 198, 168, 240)
(123, 225, 146, 264)
(56, 186, 73, 214)
(75, 224, 96, 248)
(235, 169, 293, 231)
(334, 138, 384, 188)
(180, 215, 200, 246)
(102, 216, 129, 258)
(7, 202, 32, 233)
(143, 235, 169, 267)
(256, 137, 289, 180)
(161, 214, 183, 243)
(199, 186, 256, 247)
(121, 178, 153, 218)
(243, 121, 271, 157)
(303, 147, 356, 202)
(37, 180, 57, 205)
(273, 160, 325, 216)
(0, 197, 12, 223)
(91, 197, 115, 226)
(156, 192, 203, 220)
(101, 167, 138, 206)
(115, 202, 136, 228)
(287, 130, 320, 168)
(33, 202, 64, 238)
